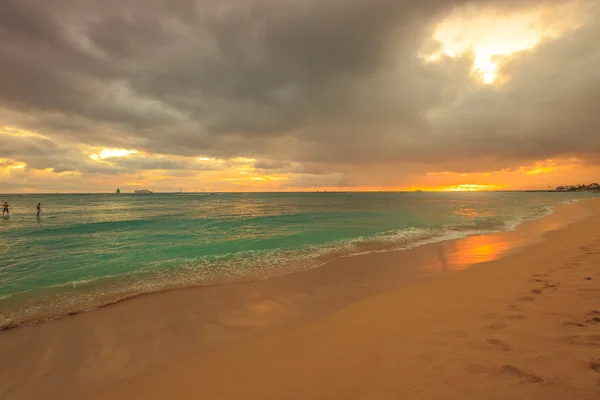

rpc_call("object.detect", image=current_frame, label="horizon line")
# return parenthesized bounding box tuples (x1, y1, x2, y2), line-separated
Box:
(0, 189, 580, 196)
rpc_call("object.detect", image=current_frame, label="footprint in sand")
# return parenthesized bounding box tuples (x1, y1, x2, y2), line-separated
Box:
(590, 360, 600, 373)
(580, 246, 595, 255)
(531, 282, 559, 294)
(561, 321, 586, 328)
(559, 335, 600, 347)
(486, 338, 511, 352)
(499, 365, 544, 383)
(565, 260, 581, 266)
(489, 323, 507, 331)
(542, 281, 559, 289)
(517, 297, 535, 302)
(585, 310, 600, 324)
(504, 314, 527, 321)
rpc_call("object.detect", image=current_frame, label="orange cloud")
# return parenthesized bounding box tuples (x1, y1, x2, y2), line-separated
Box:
(425, 0, 587, 84)
(519, 158, 582, 175)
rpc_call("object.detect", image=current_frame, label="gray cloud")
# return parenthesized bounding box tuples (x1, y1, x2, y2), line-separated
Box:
(0, 135, 84, 172)
(253, 159, 292, 170)
(0, 0, 599, 188)
(106, 155, 224, 172)
(423, 10, 600, 171)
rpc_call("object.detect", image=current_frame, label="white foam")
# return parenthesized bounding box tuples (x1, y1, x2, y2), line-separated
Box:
(47, 274, 124, 289)
(0, 293, 14, 301)
(1, 200, 570, 330)
(558, 199, 581, 205)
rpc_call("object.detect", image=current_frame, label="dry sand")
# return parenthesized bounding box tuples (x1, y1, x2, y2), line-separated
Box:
(2, 199, 600, 399)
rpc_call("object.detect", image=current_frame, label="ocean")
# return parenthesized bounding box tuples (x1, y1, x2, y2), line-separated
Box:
(0, 191, 595, 329)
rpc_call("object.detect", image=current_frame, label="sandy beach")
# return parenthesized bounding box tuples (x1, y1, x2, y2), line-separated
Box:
(2, 199, 600, 399)
(2, 0, 600, 398)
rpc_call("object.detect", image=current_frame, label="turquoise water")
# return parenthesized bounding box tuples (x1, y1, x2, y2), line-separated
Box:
(0, 192, 594, 328)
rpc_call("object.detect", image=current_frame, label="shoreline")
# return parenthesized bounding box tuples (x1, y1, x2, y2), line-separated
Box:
(92, 198, 600, 399)
(0, 198, 586, 332)
(0, 199, 598, 399)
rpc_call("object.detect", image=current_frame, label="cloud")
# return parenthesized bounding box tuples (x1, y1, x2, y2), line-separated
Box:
(0, 0, 599, 191)
(425, 5, 600, 170)
(253, 159, 291, 170)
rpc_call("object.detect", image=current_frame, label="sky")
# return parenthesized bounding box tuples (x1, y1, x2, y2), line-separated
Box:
(1, 0, 599, 193)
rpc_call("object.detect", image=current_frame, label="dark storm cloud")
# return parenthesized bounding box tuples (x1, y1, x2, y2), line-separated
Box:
(0, 0, 598, 179)
(0, 135, 83, 171)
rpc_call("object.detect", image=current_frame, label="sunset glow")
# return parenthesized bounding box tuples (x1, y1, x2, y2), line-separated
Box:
(0, 0, 598, 194)
(442, 184, 502, 192)
(427, 1, 585, 83)
(404, 184, 504, 192)
(90, 148, 139, 161)
(0, 159, 26, 172)
(519, 158, 582, 175)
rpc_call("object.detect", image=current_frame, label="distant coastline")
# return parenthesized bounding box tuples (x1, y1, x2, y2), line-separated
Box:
(1, 188, 599, 195)
(552, 183, 600, 192)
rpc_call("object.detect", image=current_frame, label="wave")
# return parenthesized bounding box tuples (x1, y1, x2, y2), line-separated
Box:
(502, 204, 557, 232)
(558, 199, 581, 205)
(0, 293, 14, 301)
(1, 226, 480, 330)
(0, 200, 567, 331)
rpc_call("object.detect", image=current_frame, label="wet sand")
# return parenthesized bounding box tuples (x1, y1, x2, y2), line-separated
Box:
(1, 199, 599, 399)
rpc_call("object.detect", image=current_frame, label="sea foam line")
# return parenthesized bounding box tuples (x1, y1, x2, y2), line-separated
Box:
(0, 200, 573, 331)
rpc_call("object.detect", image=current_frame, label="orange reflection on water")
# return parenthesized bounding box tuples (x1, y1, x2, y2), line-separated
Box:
(437, 234, 514, 271)
(454, 206, 494, 219)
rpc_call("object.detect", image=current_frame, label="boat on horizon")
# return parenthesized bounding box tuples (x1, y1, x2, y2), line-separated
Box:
(134, 189, 153, 194)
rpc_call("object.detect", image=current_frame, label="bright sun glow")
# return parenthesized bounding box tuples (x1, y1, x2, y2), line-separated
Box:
(426, 1, 585, 84)
(405, 183, 503, 192)
(235, 157, 256, 163)
(90, 148, 138, 161)
(443, 184, 500, 192)
(524, 166, 553, 175)
(0, 158, 26, 172)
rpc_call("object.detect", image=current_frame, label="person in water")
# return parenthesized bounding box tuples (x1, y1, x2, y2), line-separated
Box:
(36, 203, 42, 218)
(2, 201, 9, 216)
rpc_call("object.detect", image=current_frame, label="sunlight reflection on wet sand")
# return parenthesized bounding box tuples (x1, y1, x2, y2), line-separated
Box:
(425, 202, 591, 273)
